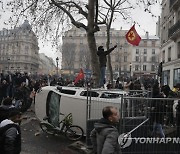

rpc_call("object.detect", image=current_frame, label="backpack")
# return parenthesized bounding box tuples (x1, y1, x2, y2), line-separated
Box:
(0, 123, 21, 152)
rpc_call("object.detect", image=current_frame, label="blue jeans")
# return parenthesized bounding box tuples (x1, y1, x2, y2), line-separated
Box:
(152, 122, 165, 138)
(99, 66, 106, 87)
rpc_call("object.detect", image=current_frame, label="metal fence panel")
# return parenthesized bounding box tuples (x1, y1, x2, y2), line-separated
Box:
(86, 89, 180, 153)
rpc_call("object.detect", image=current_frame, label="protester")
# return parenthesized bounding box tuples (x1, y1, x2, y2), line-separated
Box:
(124, 78, 134, 92)
(90, 106, 121, 154)
(161, 85, 177, 126)
(150, 80, 165, 138)
(115, 77, 123, 90)
(0, 108, 22, 154)
(97, 45, 117, 88)
(0, 97, 15, 123)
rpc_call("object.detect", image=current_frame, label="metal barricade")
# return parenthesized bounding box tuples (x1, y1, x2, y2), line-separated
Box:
(86, 88, 180, 153)
(120, 96, 180, 154)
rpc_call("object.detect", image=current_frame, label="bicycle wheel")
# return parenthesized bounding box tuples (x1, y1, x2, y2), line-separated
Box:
(65, 125, 84, 141)
(40, 122, 55, 135)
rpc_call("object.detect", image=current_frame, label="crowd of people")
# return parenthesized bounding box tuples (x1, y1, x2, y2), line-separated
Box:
(0, 70, 180, 153)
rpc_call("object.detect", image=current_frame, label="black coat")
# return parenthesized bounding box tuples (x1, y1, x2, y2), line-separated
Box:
(151, 93, 165, 124)
(97, 47, 115, 67)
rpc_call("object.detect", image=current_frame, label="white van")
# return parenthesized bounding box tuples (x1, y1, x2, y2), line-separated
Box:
(35, 86, 127, 134)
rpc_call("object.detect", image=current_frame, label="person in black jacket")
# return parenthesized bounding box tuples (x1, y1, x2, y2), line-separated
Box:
(0, 108, 22, 154)
(97, 45, 117, 88)
(150, 80, 165, 138)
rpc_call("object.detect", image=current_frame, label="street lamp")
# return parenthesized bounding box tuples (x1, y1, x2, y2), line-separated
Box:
(129, 63, 132, 78)
(118, 45, 122, 77)
(56, 57, 59, 76)
(7, 58, 10, 74)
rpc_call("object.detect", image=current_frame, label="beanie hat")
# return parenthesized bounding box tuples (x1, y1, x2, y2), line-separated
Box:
(98, 46, 103, 50)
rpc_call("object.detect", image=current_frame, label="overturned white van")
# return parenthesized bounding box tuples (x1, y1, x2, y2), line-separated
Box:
(35, 86, 127, 134)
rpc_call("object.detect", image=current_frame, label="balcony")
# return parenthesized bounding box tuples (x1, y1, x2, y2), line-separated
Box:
(168, 20, 180, 41)
(170, 0, 180, 10)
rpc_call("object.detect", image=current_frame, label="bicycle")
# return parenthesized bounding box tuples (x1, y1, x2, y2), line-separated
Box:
(39, 113, 84, 141)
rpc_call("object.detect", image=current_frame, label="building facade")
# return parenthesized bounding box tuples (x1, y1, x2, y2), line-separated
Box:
(38, 53, 56, 75)
(0, 20, 39, 74)
(62, 26, 132, 79)
(160, 0, 180, 88)
(131, 32, 160, 79)
(62, 26, 160, 80)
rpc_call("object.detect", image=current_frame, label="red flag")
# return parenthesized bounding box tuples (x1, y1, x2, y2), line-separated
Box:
(125, 24, 141, 46)
(74, 69, 84, 84)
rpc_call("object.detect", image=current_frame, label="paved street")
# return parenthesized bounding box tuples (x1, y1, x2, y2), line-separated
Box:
(20, 108, 82, 154)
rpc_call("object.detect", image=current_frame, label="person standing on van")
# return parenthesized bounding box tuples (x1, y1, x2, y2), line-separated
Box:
(90, 106, 121, 154)
(97, 45, 117, 88)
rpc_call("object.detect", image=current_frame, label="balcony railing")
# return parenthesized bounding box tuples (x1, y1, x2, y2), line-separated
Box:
(168, 20, 180, 40)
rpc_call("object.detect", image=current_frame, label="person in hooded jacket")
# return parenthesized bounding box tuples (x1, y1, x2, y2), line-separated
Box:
(0, 108, 22, 154)
(90, 106, 121, 154)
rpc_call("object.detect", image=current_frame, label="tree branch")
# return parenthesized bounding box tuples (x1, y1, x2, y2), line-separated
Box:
(50, 0, 87, 30)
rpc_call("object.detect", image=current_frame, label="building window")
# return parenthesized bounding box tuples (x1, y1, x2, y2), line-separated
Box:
(152, 49, 155, 54)
(124, 56, 127, 62)
(143, 56, 147, 62)
(80, 39, 83, 44)
(136, 49, 139, 54)
(162, 50, 165, 62)
(174, 68, 180, 86)
(144, 49, 147, 54)
(152, 56, 156, 62)
(135, 56, 139, 62)
(135, 65, 139, 71)
(152, 41, 155, 47)
(115, 56, 119, 62)
(168, 47, 171, 61)
(178, 10, 180, 20)
(123, 65, 127, 71)
(178, 42, 180, 58)
(163, 70, 170, 85)
(115, 65, 118, 71)
(143, 65, 146, 71)
(144, 41, 147, 47)
(151, 65, 155, 71)
(25, 46, 29, 54)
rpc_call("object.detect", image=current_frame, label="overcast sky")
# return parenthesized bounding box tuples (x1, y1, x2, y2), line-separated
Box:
(0, 1, 161, 66)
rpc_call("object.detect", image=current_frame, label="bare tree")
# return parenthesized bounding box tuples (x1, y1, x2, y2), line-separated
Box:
(1, 0, 161, 87)
(2, 0, 102, 86)
(97, 0, 162, 86)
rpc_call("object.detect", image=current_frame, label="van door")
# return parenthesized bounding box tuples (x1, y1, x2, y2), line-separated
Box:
(46, 91, 61, 127)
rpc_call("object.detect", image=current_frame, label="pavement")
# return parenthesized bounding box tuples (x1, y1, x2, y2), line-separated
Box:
(20, 105, 92, 154)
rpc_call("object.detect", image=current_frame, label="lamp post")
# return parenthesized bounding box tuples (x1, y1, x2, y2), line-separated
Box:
(129, 63, 132, 78)
(118, 45, 122, 77)
(7, 58, 10, 74)
(56, 57, 59, 76)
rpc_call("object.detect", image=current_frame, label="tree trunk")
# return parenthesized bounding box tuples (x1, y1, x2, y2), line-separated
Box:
(87, 0, 100, 87)
(106, 27, 114, 87)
